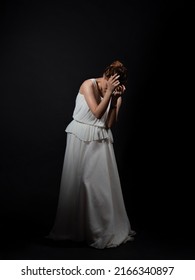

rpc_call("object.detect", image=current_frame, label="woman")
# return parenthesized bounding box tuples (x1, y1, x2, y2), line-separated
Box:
(47, 60, 135, 249)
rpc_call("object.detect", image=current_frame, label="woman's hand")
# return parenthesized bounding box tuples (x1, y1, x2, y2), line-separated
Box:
(106, 74, 121, 93)
(112, 84, 126, 98)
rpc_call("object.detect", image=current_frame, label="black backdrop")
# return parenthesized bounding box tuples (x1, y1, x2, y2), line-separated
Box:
(1, 0, 194, 245)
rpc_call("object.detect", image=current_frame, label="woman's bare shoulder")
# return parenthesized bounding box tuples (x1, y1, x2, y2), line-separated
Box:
(81, 78, 94, 87)
(79, 78, 94, 94)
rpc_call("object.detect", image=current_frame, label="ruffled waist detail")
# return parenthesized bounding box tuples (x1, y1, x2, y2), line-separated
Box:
(65, 120, 113, 143)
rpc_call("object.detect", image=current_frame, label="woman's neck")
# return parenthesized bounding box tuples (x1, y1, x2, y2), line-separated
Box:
(95, 77, 106, 97)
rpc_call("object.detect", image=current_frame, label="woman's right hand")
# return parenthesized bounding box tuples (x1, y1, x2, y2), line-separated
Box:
(106, 74, 120, 94)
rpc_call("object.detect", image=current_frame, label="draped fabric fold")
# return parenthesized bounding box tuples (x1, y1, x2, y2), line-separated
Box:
(65, 120, 113, 143)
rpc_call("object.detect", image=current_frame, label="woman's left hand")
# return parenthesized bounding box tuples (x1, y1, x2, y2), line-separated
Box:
(112, 85, 126, 98)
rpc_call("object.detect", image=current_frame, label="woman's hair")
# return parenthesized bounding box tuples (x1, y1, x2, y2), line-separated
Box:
(103, 60, 128, 86)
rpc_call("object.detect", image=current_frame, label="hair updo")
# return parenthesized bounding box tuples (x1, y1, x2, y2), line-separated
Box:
(103, 60, 128, 86)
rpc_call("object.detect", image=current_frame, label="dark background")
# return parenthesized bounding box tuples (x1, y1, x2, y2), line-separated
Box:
(0, 0, 194, 259)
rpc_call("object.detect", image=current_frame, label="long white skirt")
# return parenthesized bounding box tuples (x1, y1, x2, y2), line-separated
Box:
(48, 133, 135, 249)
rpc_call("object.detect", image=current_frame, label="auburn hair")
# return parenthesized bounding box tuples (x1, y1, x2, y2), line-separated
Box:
(103, 60, 128, 86)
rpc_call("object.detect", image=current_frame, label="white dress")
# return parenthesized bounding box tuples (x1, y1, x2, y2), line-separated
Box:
(48, 79, 135, 249)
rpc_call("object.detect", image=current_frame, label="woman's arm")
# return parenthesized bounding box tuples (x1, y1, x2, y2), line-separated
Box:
(81, 74, 120, 119)
(105, 85, 125, 128)
(105, 96, 122, 128)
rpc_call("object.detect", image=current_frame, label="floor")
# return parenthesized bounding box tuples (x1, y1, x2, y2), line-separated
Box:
(1, 229, 194, 260)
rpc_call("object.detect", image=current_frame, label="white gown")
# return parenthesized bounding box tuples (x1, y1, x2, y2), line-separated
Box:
(48, 79, 135, 249)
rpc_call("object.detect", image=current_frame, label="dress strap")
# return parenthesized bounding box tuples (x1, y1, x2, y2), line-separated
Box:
(91, 78, 98, 93)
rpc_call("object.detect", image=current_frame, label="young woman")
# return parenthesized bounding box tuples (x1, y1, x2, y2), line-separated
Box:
(47, 60, 135, 249)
